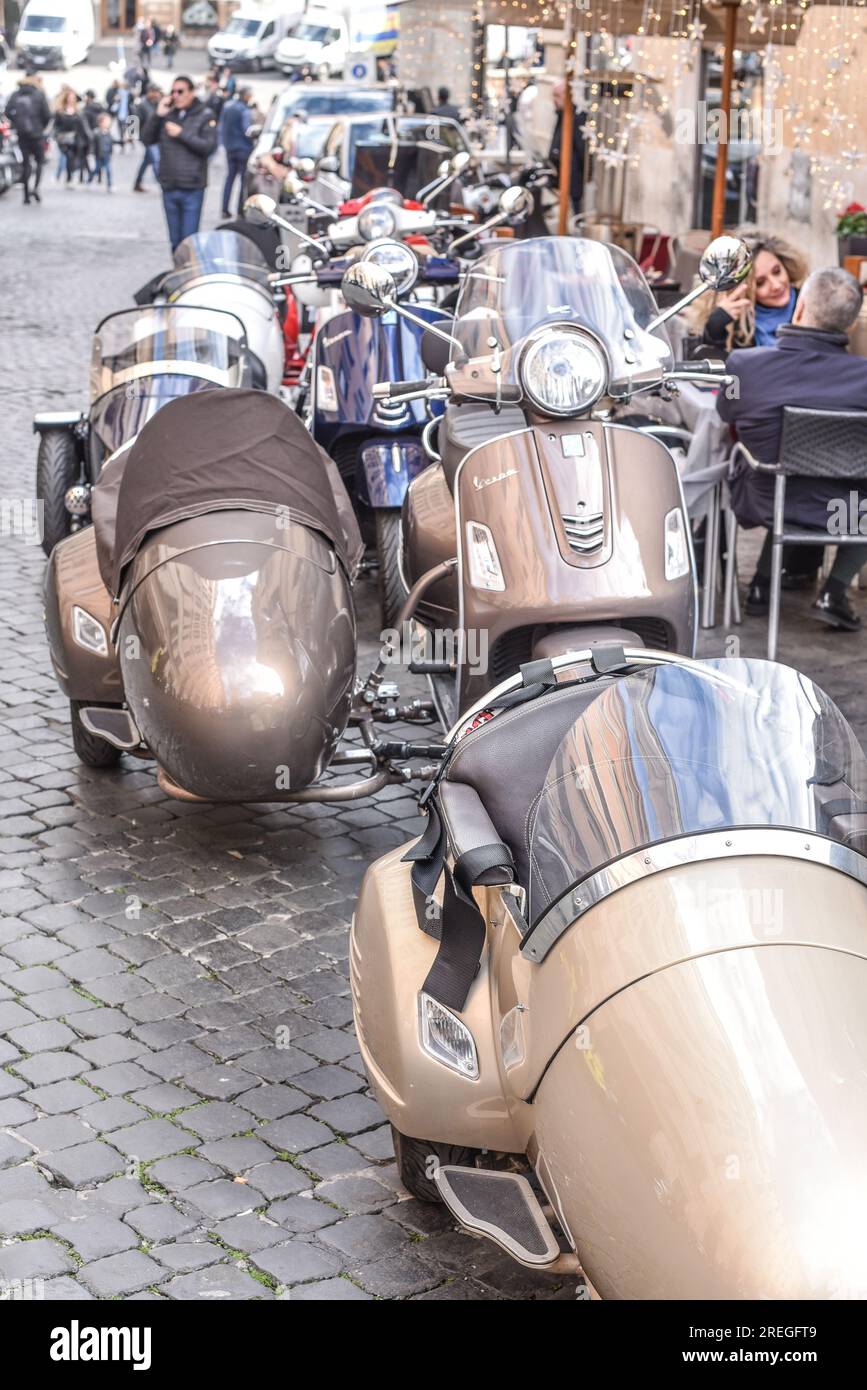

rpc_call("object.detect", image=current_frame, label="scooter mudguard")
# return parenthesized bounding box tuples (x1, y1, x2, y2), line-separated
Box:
(116, 509, 356, 801)
(355, 436, 428, 508)
(43, 525, 122, 702)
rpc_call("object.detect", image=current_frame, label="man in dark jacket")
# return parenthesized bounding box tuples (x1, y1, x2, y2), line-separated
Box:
(141, 75, 218, 251)
(133, 81, 162, 191)
(718, 267, 867, 631)
(5, 75, 50, 204)
(549, 77, 586, 218)
(220, 86, 254, 218)
(431, 86, 461, 120)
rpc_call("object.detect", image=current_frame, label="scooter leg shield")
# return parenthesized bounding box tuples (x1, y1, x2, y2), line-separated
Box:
(43, 525, 122, 702)
(118, 522, 356, 801)
(533, 941, 867, 1299)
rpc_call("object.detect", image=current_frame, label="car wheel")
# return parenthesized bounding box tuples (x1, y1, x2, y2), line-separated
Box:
(391, 1127, 481, 1203)
(69, 701, 123, 769)
(36, 428, 80, 556)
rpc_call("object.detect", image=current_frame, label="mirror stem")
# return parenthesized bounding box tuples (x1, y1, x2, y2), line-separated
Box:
(264, 207, 330, 257)
(646, 280, 709, 333)
(383, 297, 461, 351)
(447, 208, 507, 257)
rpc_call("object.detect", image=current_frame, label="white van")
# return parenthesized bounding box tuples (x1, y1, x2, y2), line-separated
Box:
(15, 0, 94, 70)
(207, 5, 302, 71)
(275, 8, 349, 81)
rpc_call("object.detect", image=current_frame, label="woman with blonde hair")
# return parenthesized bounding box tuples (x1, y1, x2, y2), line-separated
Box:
(692, 231, 808, 354)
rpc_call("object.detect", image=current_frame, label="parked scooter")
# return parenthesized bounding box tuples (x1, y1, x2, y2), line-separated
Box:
(352, 646, 867, 1296)
(344, 231, 750, 726)
(0, 112, 23, 195)
(34, 304, 250, 555)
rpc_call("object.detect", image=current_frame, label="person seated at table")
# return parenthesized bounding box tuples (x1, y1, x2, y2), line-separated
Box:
(694, 232, 807, 355)
(717, 266, 867, 633)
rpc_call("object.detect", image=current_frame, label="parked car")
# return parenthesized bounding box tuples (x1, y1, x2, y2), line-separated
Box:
(243, 114, 332, 199)
(245, 82, 395, 197)
(15, 0, 93, 70)
(308, 112, 472, 205)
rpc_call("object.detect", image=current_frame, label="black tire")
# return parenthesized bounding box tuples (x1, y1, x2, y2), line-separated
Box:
(36, 429, 79, 556)
(391, 1126, 480, 1203)
(375, 509, 406, 631)
(69, 700, 122, 769)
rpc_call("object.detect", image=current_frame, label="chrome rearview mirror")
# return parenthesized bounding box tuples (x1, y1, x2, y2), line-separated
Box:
(699, 235, 752, 291)
(646, 235, 752, 332)
(243, 193, 278, 226)
(341, 262, 397, 317)
(419, 147, 474, 207)
(292, 155, 316, 178)
(498, 184, 533, 222)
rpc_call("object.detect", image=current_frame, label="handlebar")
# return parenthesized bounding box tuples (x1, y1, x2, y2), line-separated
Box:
(373, 379, 432, 400)
(671, 358, 726, 374)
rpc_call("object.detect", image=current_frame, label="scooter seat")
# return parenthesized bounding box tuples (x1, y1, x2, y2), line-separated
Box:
(440, 401, 527, 494)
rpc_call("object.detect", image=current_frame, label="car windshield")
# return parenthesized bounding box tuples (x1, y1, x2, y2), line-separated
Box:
(292, 22, 329, 42)
(90, 378, 218, 456)
(528, 658, 867, 919)
(451, 236, 672, 403)
(265, 86, 392, 130)
(91, 306, 246, 399)
(23, 14, 66, 30)
(163, 230, 273, 292)
(224, 17, 259, 35)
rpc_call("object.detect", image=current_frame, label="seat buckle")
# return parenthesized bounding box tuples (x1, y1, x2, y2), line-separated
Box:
(500, 884, 529, 937)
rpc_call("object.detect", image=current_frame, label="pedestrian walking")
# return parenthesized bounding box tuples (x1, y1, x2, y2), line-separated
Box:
(220, 85, 254, 219)
(4, 72, 50, 204)
(52, 91, 89, 186)
(87, 112, 114, 191)
(132, 81, 162, 191)
(141, 74, 218, 251)
(202, 70, 227, 121)
(162, 25, 178, 69)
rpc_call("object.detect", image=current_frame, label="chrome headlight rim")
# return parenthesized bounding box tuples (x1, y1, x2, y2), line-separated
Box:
(517, 322, 609, 418)
(357, 202, 398, 243)
(360, 238, 418, 296)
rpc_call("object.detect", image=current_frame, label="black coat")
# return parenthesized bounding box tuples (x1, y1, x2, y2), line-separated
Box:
(717, 325, 867, 529)
(141, 98, 218, 190)
(703, 306, 753, 352)
(5, 83, 51, 139)
(549, 109, 586, 210)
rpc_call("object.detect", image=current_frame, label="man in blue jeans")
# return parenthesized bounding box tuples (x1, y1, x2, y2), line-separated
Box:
(141, 74, 218, 251)
(220, 86, 255, 219)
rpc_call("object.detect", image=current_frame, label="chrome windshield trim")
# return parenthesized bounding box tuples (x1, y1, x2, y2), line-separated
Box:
(521, 828, 867, 963)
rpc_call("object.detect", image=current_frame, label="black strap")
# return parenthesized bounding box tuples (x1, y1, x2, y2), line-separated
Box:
(421, 842, 514, 1012)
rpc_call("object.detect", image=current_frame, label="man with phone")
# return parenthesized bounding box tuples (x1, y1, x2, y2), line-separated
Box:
(141, 74, 218, 251)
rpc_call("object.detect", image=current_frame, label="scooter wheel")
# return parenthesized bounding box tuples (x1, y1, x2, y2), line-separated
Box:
(36, 429, 80, 556)
(375, 510, 406, 631)
(391, 1126, 480, 1203)
(69, 701, 122, 769)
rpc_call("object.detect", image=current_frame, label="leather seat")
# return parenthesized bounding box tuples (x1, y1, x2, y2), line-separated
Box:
(440, 401, 527, 494)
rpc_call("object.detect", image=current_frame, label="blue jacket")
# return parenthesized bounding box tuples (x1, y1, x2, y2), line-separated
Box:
(221, 97, 253, 156)
(717, 324, 867, 528)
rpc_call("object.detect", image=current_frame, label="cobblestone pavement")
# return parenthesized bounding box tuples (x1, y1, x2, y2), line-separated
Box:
(1, 165, 866, 1302)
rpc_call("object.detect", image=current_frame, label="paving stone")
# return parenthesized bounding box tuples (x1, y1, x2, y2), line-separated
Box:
(148, 1156, 222, 1193)
(0, 1237, 74, 1282)
(234, 1084, 307, 1121)
(284, 1277, 373, 1301)
(180, 1064, 257, 1102)
(10, 1053, 92, 1087)
(303, 1143, 370, 1181)
(244, 1162, 313, 1201)
(198, 1137, 274, 1173)
(21, 1079, 96, 1116)
(0, 1197, 59, 1236)
(354, 1251, 442, 1298)
(257, 1114, 333, 1155)
(179, 1102, 250, 1142)
(182, 1179, 263, 1222)
(162, 1264, 271, 1300)
(86, 1176, 157, 1214)
(72, 1034, 148, 1067)
(23, 988, 96, 1020)
(87, 1062, 159, 1096)
(315, 1175, 394, 1215)
(291, 1065, 364, 1101)
(0, 1072, 27, 1101)
(0, 1000, 38, 1031)
(211, 1212, 286, 1254)
(39, 1142, 126, 1190)
(125, 1203, 198, 1243)
(15, 1115, 95, 1154)
(53, 1214, 139, 1262)
(0, 1133, 32, 1169)
(132, 1019, 200, 1051)
(266, 1195, 341, 1233)
(0, 1098, 36, 1127)
(110, 1119, 198, 1163)
(149, 1241, 223, 1273)
(294, 1028, 360, 1064)
(78, 1249, 166, 1297)
(318, 1213, 408, 1262)
(0, 1164, 55, 1203)
(144, 1043, 211, 1082)
(129, 1082, 199, 1113)
(309, 1094, 384, 1136)
(249, 1240, 342, 1286)
(78, 1098, 148, 1133)
(41, 1276, 96, 1301)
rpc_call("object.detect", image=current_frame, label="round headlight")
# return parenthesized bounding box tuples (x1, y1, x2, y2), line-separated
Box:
(518, 326, 608, 417)
(358, 203, 398, 242)
(360, 239, 418, 296)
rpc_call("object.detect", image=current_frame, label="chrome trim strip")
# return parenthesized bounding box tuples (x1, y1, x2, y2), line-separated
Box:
(521, 828, 867, 963)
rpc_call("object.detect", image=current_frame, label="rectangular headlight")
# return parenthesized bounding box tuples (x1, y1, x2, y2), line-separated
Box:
(465, 520, 505, 592)
(418, 992, 479, 1079)
(72, 605, 108, 657)
(664, 507, 690, 581)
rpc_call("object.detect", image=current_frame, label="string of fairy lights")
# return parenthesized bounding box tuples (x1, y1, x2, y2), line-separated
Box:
(398, 0, 867, 227)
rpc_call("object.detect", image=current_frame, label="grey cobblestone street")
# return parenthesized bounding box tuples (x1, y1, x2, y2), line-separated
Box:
(1, 156, 866, 1302)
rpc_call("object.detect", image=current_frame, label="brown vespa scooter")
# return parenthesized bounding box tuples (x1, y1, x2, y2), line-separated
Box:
(344, 231, 751, 728)
(352, 649, 867, 1297)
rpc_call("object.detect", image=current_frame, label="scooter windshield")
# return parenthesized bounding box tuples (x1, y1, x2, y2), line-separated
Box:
(527, 657, 867, 921)
(450, 236, 672, 404)
(91, 306, 247, 400)
(90, 378, 220, 457)
(163, 231, 273, 294)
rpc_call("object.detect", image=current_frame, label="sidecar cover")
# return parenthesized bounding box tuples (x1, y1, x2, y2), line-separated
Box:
(94, 388, 363, 597)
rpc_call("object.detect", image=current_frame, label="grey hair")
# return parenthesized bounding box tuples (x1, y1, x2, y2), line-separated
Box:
(798, 267, 863, 333)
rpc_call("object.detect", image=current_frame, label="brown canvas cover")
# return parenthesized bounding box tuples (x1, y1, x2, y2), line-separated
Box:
(93, 388, 363, 597)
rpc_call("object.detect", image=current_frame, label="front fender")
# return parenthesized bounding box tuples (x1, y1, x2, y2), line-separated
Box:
(355, 437, 427, 508)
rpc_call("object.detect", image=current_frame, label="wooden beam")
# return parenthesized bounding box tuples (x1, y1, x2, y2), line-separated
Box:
(710, 0, 740, 237)
(557, 0, 575, 235)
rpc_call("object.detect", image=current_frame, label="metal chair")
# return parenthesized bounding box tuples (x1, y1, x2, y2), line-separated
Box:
(636, 424, 736, 628)
(723, 407, 867, 659)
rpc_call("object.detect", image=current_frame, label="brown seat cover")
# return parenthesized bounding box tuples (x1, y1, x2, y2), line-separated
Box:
(94, 388, 363, 598)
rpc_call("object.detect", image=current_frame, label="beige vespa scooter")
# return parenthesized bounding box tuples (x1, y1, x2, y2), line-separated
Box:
(352, 648, 867, 1297)
(343, 231, 750, 728)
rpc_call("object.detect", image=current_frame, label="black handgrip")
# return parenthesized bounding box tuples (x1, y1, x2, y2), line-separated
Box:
(390, 379, 430, 396)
